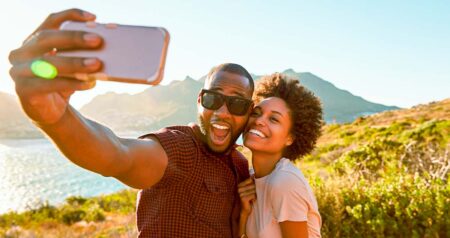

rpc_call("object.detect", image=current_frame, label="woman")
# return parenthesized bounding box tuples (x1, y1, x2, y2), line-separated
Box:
(238, 73, 323, 238)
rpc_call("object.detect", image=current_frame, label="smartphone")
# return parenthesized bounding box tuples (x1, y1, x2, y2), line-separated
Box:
(58, 21, 170, 85)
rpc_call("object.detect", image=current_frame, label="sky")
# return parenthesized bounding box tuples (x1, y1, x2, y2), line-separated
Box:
(1, 0, 449, 109)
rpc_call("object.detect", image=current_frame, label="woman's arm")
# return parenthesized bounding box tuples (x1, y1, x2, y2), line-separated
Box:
(238, 213, 249, 238)
(270, 170, 318, 238)
(280, 221, 308, 238)
(237, 178, 256, 237)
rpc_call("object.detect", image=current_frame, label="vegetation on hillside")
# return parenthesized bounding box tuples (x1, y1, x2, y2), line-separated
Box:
(300, 99, 449, 237)
(0, 190, 137, 237)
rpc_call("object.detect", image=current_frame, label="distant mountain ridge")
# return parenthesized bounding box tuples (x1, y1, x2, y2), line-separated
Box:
(0, 70, 400, 138)
(0, 92, 41, 138)
(79, 69, 399, 133)
(259, 69, 399, 122)
(80, 76, 201, 133)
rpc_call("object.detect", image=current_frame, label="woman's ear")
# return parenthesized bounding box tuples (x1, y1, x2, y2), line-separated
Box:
(286, 134, 295, 146)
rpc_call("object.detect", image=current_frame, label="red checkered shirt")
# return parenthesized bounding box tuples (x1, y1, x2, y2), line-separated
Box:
(137, 125, 250, 238)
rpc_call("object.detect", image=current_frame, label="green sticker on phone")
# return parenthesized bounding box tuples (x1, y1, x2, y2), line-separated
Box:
(30, 60, 58, 80)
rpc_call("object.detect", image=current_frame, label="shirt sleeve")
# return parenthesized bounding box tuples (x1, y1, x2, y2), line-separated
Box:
(139, 127, 198, 188)
(269, 171, 311, 222)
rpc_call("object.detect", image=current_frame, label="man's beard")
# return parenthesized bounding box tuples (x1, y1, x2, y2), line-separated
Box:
(197, 114, 208, 137)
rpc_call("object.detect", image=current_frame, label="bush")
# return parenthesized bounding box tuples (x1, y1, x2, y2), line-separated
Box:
(309, 118, 450, 237)
(59, 207, 86, 225)
(65, 196, 87, 206)
(313, 175, 449, 238)
(0, 189, 137, 229)
(96, 189, 137, 213)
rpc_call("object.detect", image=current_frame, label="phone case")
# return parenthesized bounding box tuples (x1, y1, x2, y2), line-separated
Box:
(59, 21, 170, 85)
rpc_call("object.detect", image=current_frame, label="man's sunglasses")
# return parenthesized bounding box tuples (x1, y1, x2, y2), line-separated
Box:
(200, 89, 253, 116)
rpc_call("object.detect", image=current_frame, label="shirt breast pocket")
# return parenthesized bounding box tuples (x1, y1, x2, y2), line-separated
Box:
(191, 177, 233, 225)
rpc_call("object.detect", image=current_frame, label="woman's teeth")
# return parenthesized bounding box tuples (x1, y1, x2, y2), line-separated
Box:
(249, 129, 266, 138)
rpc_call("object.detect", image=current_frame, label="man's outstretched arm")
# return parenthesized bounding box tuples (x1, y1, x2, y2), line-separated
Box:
(40, 106, 168, 189)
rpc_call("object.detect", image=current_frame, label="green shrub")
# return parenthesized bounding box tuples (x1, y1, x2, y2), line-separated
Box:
(84, 205, 105, 222)
(65, 196, 87, 206)
(59, 207, 86, 225)
(311, 118, 450, 237)
(0, 190, 137, 229)
(96, 189, 137, 213)
(313, 175, 449, 238)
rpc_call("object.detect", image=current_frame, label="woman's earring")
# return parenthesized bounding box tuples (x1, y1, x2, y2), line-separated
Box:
(286, 136, 294, 146)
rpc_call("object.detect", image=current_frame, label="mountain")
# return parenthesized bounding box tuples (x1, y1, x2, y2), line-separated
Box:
(0, 70, 401, 138)
(278, 69, 399, 122)
(80, 76, 202, 133)
(0, 92, 41, 138)
(80, 70, 399, 133)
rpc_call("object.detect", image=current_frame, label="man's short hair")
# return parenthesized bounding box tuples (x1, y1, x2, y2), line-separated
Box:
(206, 63, 254, 93)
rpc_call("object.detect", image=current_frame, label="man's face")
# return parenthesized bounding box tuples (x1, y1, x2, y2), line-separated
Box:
(198, 71, 253, 153)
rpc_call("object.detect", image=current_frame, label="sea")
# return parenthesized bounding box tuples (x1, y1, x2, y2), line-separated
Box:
(0, 134, 245, 214)
(0, 137, 131, 214)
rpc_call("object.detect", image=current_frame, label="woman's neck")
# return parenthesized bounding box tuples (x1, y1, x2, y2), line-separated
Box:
(251, 151, 283, 178)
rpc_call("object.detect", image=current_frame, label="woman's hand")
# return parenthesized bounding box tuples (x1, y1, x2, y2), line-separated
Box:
(238, 178, 256, 216)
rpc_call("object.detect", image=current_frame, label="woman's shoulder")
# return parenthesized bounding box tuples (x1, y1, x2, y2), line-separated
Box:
(268, 159, 319, 209)
(268, 159, 309, 192)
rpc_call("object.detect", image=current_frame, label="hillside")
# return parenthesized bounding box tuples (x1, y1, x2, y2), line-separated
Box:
(317, 98, 449, 146)
(304, 99, 449, 237)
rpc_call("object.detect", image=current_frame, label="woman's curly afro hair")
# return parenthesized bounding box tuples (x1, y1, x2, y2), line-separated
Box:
(253, 73, 323, 160)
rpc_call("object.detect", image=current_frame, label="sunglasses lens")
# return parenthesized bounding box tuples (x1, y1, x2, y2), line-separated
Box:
(201, 90, 251, 116)
(228, 98, 250, 115)
(202, 92, 223, 110)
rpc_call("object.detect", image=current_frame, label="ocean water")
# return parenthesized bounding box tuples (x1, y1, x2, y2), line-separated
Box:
(0, 138, 129, 214)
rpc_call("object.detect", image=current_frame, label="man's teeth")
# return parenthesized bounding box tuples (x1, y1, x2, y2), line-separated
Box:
(212, 124, 229, 130)
(249, 129, 266, 138)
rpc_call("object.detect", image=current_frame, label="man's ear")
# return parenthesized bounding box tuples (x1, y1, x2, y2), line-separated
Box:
(197, 91, 202, 104)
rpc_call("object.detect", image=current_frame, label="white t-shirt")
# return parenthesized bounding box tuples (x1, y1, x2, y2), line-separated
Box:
(246, 158, 321, 238)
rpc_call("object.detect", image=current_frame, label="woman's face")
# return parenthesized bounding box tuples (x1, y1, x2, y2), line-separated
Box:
(243, 97, 293, 155)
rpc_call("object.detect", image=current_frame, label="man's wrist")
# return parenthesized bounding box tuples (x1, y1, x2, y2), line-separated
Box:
(33, 106, 72, 130)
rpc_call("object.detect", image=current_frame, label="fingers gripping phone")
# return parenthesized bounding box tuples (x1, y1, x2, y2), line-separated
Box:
(59, 21, 170, 85)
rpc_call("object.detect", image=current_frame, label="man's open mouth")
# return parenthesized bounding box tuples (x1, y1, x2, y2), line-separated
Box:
(210, 123, 231, 146)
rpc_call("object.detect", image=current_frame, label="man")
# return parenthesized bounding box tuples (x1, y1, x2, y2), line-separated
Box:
(8, 9, 254, 238)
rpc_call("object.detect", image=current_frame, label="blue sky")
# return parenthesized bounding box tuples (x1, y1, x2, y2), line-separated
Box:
(1, 0, 449, 108)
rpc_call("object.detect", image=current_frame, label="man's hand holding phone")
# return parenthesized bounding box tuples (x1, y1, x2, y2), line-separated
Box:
(8, 8, 169, 126)
(9, 9, 104, 125)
